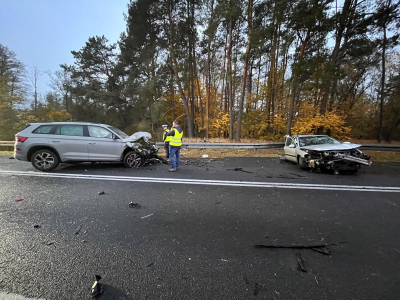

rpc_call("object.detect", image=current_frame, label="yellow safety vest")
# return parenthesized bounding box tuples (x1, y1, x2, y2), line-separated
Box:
(163, 129, 171, 142)
(170, 128, 183, 147)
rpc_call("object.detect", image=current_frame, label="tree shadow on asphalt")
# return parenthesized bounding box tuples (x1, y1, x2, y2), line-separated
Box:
(97, 284, 132, 300)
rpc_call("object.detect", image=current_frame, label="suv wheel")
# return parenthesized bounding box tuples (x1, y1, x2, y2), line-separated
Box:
(124, 151, 144, 168)
(298, 156, 308, 170)
(31, 150, 60, 171)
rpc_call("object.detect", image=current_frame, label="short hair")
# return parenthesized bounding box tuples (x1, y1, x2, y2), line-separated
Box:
(173, 120, 179, 126)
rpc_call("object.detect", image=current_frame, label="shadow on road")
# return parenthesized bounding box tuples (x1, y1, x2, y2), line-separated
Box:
(97, 284, 132, 300)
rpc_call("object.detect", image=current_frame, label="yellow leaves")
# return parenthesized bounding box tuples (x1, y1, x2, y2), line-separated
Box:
(292, 112, 351, 140)
(44, 108, 72, 122)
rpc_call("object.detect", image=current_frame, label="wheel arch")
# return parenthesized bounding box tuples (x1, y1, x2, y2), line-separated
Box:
(27, 146, 61, 162)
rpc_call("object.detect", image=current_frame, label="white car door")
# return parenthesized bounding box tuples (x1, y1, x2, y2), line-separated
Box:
(284, 136, 297, 162)
(50, 125, 89, 161)
(87, 126, 122, 161)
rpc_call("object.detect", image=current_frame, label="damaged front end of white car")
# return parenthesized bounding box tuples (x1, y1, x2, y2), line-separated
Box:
(301, 143, 372, 174)
(122, 132, 167, 168)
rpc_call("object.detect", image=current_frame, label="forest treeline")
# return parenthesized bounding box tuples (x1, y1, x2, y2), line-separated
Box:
(1, 0, 400, 142)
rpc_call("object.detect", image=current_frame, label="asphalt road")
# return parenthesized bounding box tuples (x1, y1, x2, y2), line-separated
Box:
(0, 155, 400, 300)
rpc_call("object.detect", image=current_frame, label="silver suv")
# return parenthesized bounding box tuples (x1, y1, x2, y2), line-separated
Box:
(14, 122, 145, 171)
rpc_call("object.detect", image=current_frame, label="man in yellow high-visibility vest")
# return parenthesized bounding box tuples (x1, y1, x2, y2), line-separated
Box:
(165, 120, 183, 172)
(162, 125, 171, 159)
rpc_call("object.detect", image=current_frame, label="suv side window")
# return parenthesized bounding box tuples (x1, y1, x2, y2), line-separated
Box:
(88, 126, 113, 139)
(33, 125, 54, 134)
(60, 125, 84, 137)
(285, 137, 292, 146)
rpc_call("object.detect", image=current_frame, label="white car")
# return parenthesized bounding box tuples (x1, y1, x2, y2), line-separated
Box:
(283, 135, 372, 174)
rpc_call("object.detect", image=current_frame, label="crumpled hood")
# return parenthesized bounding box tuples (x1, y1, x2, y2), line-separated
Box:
(122, 132, 152, 142)
(300, 143, 361, 151)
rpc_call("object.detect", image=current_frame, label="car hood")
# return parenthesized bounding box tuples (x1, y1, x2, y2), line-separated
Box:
(300, 143, 361, 151)
(122, 132, 152, 143)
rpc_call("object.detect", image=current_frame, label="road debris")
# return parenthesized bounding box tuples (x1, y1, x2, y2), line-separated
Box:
(91, 275, 104, 297)
(254, 243, 336, 249)
(129, 202, 141, 208)
(75, 224, 83, 235)
(146, 262, 154, 267)
(46, 242, 54, 246)
(9, 157, 14, 159)
(202, 154, 209, 158)
(278, 173, 308, 179)
(215, 201, 222, 204)
(296, 253, 307, 272)
(227, 167, 253, 173)
(34, 225, 41, 229)
(312, 247, 331, 255)
(242, 276, 250, 284)
(221, 259, 228, 262)
(141, 214, 153, 219)
(15, 198, 23, 202)
(98, 191, 105, 195)
(46, 202, 50, 205)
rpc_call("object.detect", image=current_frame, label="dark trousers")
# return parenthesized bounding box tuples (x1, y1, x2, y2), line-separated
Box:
(164, 142, 170, 158)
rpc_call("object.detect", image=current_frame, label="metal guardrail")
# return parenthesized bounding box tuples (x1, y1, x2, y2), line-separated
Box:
(155, 142, 284, 149)
(155, 142, 400, 152)
(1, 141, 400, 152)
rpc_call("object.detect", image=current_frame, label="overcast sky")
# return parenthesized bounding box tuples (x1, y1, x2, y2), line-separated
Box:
(0, 0, 128, 101)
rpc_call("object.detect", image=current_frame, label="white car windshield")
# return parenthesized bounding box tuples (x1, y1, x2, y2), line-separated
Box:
(298, 136, 340, 147)
(108, 126, 129, 139)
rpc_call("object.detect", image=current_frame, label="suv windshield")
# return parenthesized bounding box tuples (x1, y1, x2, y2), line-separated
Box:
(298, 136, 340, 147)
(108, 126, 129, 139)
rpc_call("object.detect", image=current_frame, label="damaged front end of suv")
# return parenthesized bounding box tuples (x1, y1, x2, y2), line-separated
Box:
(123, 132, 167, 168)
(301, 144, 372, 174)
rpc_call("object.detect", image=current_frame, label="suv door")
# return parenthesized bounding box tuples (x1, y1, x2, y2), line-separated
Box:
(284, 136, 297, 162)
(51, 125, 89, 161)
(87, 125, 122, 161)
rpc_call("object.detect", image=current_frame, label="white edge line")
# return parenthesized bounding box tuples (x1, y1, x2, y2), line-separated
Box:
(0, 171, 399, 193)
(1, 170, 399, 190)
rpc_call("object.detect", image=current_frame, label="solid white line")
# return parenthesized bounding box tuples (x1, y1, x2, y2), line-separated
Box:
(0, 170, 399, 193)
(0, 291, 45, 300)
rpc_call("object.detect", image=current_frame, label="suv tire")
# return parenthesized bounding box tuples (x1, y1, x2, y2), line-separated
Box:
(298, 156, 308, 170)
(31, 149, 60, 171)
(124, 151, 144, 168)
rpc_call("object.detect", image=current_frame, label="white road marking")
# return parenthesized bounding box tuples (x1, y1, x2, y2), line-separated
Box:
(0, 170, 399, 193)
(0, 292, 44, 300)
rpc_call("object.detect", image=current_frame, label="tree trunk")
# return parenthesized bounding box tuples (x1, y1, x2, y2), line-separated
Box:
(378, 24, 387, 143)
(236, 0, 253, 141)
(319, 0, 353, 120)
(193, 50, 204, 139)
(286, 32, 310, 135)
(167, 2, 194, 137)
(227, 18, 234, 141)
(221, 33, 228, 111)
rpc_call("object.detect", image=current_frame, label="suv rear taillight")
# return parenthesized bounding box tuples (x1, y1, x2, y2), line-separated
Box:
(17, 137, 28, 143)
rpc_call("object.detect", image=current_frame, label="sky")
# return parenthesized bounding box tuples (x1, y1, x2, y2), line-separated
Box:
(0, 0, 128, 100)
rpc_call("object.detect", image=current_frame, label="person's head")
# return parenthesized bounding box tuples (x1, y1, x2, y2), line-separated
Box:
(173, 120, 179, 127)
(162, 125, 168, 130)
